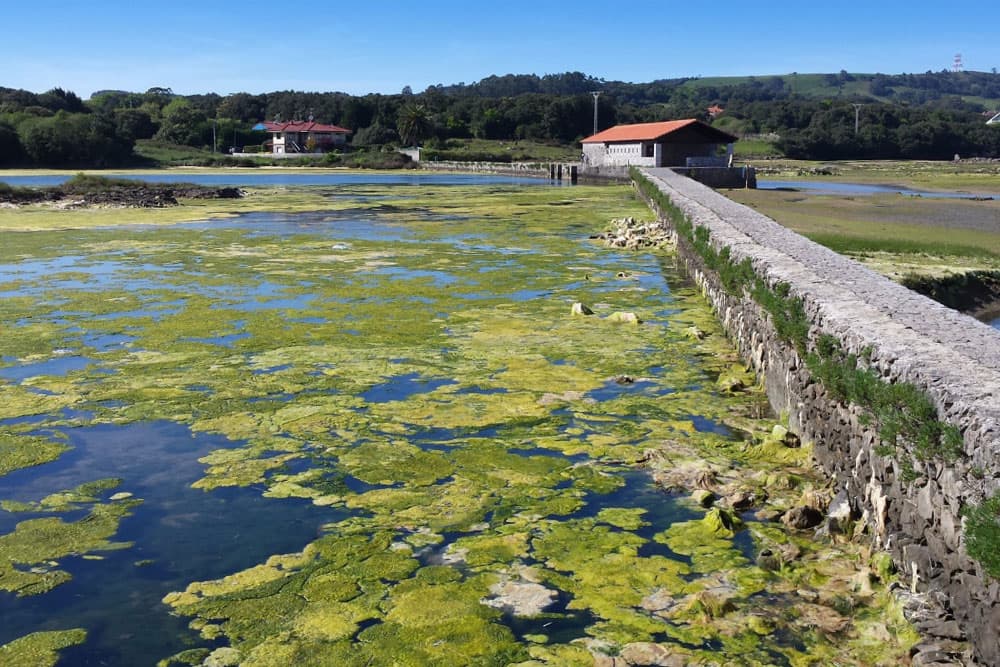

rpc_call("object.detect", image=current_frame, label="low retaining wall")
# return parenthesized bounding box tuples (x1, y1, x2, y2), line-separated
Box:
(670, 166, 757, 189)
(638, 167, 1000, 664)
(419, 161, 553, 178)
(417, 161, 757, 188)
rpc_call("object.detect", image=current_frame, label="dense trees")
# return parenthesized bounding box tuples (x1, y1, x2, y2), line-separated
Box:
(16, 112, 132, 167)
(1, 87, 136, 167)
(1, 69, 999, 167)
(154, 98, 206, 145)
(773, 103, 1000, 160)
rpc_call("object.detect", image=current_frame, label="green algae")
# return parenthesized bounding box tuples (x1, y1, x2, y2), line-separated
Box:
(596, 507, 650, 531)
(0, 432, 70, 477)
(157, 648, 212, 667)
(0, 497, 141, 596)
(0, 182, 923, 665)
(163, 531, 525, 666)
(1, 478, 122, 512)
(0, 629, 87, 667)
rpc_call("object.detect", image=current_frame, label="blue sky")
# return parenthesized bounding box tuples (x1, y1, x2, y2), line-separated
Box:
(5, 1, 999, 98)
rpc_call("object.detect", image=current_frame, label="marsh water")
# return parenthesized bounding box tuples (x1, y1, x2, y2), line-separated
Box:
(758, 179, 1000, 199)
(0, 180, 916, 665)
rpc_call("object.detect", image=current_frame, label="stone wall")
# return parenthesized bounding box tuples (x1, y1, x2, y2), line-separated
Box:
(418, 161, 554, 178)
(638, 167, 1000, 665)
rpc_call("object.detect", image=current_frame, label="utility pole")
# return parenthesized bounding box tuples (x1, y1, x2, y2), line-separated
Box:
(591, 91, 602, 135)
(852, 103, 863, 135)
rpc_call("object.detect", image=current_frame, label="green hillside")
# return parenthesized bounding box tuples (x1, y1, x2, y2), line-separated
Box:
(676, 72, 1000, 108)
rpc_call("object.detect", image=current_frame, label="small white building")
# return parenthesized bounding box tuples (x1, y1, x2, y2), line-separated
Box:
(252, 120, 351, 154)
(581, 119, 738, 169)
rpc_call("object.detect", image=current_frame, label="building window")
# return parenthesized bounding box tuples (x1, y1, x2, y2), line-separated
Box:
(642, 144, 653, 158)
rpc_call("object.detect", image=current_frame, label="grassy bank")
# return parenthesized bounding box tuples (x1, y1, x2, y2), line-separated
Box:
(419, 138, 579, 163)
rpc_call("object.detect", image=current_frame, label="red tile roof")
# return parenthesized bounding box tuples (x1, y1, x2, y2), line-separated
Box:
(581, 119, 735, 144)
(258, 121, 351, 134)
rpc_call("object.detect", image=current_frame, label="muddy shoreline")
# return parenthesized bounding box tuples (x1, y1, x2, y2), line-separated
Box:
(0, 180, 242, 208)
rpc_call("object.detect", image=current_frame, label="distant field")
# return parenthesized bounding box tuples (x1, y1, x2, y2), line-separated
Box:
(732, 138, 781, 158)
(679, 72, 872, 96)
(133, 139, 223, 164)
(678, 73, 1000, 108)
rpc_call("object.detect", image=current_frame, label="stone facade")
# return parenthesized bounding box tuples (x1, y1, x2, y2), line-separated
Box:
(639, 167, 1000, 665)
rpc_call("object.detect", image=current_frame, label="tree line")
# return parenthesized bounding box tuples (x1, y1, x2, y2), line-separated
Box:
(2, 69, 999, 167)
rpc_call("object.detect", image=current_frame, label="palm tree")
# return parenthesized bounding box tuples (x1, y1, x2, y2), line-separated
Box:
(397, 103, 432, 147)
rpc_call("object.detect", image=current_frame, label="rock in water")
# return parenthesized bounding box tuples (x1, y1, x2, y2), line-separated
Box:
(782, 506, 824, 530)
(481, 580, 558, 617)
(683, 326, 707, 340)
(608, 311, 641, 325)
(691, 489, 716, 507)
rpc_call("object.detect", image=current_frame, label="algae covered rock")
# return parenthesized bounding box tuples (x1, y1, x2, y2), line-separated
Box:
(702, 507, 743, 536)
(691, 489, 716, 508)
(571, 302, 594, 316)
(619, 641, 691, 666)
(684, 587, 738, 619)
(716, 372, 747, 393)
(770, 424, 801, 448)
(683, 326, 707, 341)
(782, 506, 824, 530)
(796, 602, 850, 635)
(607, 311, 642, 325)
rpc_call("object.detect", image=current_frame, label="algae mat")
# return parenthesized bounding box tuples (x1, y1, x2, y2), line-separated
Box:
(0, 183, 916, 665)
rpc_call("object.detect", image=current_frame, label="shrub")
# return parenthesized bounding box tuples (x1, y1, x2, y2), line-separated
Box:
(964, 493, 1000, 579)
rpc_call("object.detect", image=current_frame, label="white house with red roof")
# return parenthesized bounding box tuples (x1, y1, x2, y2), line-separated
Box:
(252, 120, 351, 155)
(581, 119, 737, 169)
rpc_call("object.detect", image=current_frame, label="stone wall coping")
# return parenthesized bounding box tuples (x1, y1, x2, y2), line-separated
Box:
(643, 168, 1000, 482)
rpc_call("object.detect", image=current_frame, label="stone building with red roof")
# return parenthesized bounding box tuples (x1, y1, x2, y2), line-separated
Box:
(252, 120, 351, 155)
(581, 119, 737, 169)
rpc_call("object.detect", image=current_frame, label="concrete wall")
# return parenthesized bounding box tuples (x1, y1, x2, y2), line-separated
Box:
(639, 167, 1000, 664)
(671, 166, 756, 189)
(583, 142, 655, 168)
(584, 141, 722, 168)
